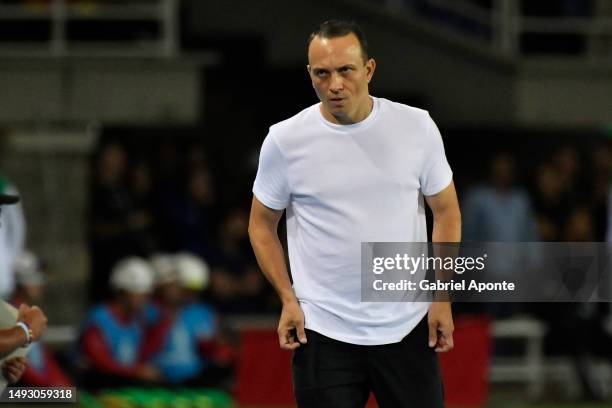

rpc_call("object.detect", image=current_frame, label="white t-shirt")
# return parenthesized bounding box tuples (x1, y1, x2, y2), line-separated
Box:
(0, 184, 26, 298)
(253, 96, 453, 345)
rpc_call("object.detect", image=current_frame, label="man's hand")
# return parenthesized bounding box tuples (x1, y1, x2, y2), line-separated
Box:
(428, 302, 454, 352)
(18, 304, 48, 341)
(278, 298, 307, 350)
(2, 357, 27, 384)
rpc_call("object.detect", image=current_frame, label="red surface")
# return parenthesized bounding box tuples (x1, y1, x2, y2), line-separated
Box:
(235, 329, 294, 406)
(439, 316, 492, 407)
(236, 316, 491, 407)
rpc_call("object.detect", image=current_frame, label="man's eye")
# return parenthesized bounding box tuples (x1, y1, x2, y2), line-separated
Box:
(340, 67, 351, 73)
(315, 71, 328, 77)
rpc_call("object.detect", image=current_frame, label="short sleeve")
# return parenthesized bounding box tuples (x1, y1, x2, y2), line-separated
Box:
(253, 132, 291, 210)
(419, 115, 453, 196)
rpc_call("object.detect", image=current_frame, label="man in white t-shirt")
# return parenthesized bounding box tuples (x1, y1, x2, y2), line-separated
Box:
(0, 193, 48, 384)
(0, 178, 26, 298)
(249, 20, 461, 408)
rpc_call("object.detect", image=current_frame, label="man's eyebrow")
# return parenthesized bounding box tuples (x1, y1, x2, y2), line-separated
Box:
(312, 65, 356, 72)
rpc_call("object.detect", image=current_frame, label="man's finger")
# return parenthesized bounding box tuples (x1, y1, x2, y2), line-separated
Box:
(280, 338, 300, 350)
(17, 303, 29, 320)
(296, 321, 307, 344)
(13, 357, 27, 366)
(428, 320, 438, 348)
(278, 328, 300, 350)
(4, 365, 21, 380)
(435, 334, 454, 352)
(5, 366, 19, 377)
(278, 328, 289, 348)
(445, 335, 454, 350)
(440, 326, 454, 349)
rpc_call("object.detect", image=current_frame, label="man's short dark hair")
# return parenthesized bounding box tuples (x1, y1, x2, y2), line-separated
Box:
(307, 20, 369, 62)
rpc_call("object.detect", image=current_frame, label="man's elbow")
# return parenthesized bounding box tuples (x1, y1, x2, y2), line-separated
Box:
(248, 217, 271, 244)
(247, 218, 259, 243)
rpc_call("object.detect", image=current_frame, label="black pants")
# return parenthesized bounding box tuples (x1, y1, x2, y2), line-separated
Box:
(292, 316, 444, 408)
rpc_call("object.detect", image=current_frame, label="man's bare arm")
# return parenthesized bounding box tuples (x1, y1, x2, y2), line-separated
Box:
(425, 181, 461, 243)
(0, 327, 28, 359)
(248, 196, 307, 349)
(424, 181, 461, 352)
(0, 304, 48, 359)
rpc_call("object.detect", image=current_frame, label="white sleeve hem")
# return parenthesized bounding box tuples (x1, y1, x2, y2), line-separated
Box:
(252, 187, 288, 210)
(421, 170, 453, 197)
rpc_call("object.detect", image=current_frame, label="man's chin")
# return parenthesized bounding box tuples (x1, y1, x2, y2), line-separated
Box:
(326, 104, 348, 116)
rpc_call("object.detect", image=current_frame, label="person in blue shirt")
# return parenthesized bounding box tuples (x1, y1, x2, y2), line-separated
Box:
(143, 253, 234, 387)
(75, 257, 161, 389)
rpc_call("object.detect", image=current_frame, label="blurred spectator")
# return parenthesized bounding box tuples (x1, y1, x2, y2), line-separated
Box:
(563, 206, 595, 241)
(74, 257, 161, 389)
(143, 253, 234, 387)
(552, 145, 582, 198)
(88, 143, 154, 303)
(462, 153, 539, 242)
(186, 142, 210, 170)
(532, 162, 571, 241)
(128, 159, 158, 252)
(209, 208, 275, 313)
(157, 165, 219, 257)
(542, 207, 610, 401)
(11, 251, 73, 387)
(87, 142, 131, 302)
(0, 172, 25, 298)
(462, 153, 538, 317)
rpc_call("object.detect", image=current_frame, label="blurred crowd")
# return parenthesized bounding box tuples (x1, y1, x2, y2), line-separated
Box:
(87, 140, 277, 313)
(460, 141, 611, 401)
(462, 143, 609, 244)
(1, 250, 235, 391)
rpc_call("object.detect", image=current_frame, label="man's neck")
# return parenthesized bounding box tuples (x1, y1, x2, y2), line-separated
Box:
(322, 96, 373, 125)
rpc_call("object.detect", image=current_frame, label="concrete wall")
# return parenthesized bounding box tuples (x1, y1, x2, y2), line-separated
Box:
(516, 63, 612, 126)
(0, 57, 210, 125)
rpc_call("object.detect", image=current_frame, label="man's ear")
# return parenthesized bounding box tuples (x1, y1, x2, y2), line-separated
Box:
(306, 65, 315, 88)
(366, 58, 376, 83)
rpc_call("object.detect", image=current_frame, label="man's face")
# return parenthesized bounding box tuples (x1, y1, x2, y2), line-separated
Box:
(122, 292, 150, 316)
(307, 33, 375, 124)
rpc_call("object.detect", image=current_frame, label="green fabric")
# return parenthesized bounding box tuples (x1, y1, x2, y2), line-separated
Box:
(0, 174, 7, 194)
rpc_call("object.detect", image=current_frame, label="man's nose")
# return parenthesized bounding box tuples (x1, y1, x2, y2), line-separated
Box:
(330, 72, 343, 93)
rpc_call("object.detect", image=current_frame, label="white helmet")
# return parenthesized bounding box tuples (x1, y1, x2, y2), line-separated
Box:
(110, 257, 154, 294)
(14, 251, 45, 285)
(149, 253, 177, 285)
(175, 253, 209, 291)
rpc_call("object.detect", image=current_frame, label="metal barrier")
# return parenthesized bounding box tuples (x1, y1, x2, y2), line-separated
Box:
(0, 0, 178, 57)
(381, 0, 612, 59)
